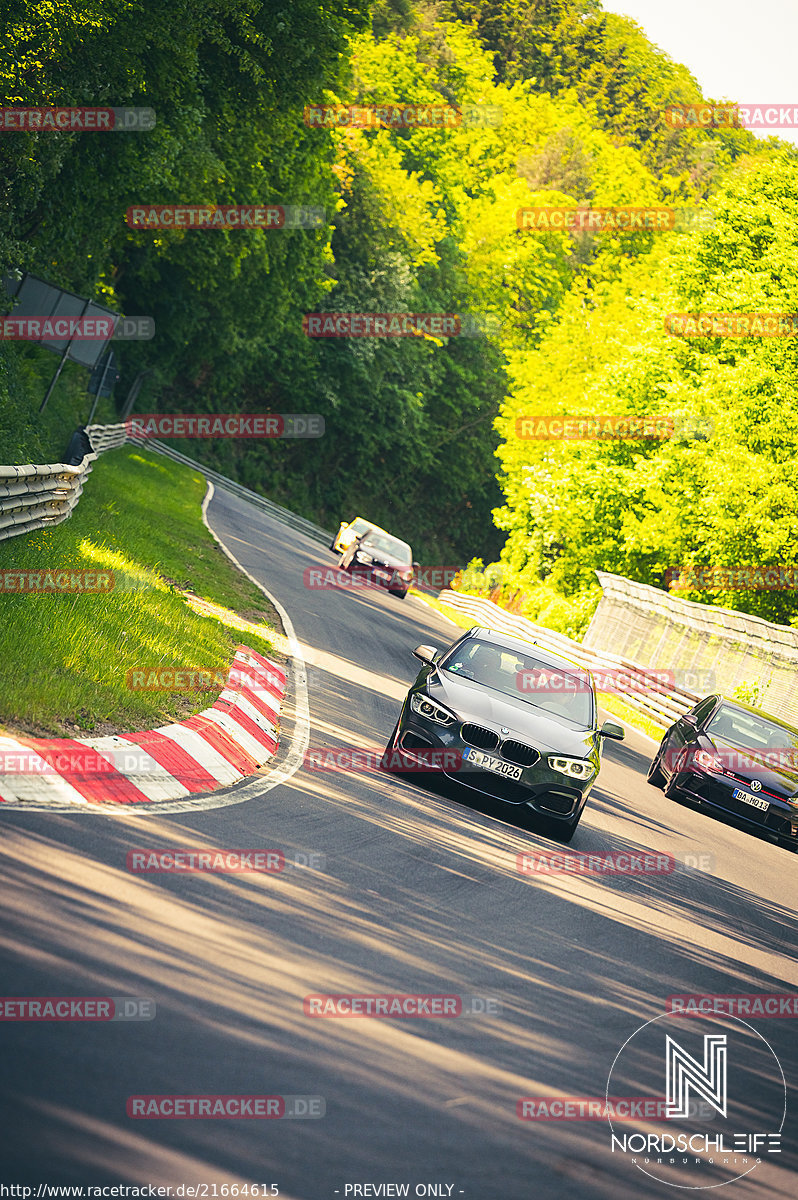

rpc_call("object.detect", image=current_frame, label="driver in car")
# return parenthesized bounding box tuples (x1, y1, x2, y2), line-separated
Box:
(468, 644, 509, 690)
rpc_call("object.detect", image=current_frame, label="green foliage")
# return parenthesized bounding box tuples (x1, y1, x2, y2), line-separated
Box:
(451, 556, 599, 637)
(492, 151, 798, 630)
(0, 346, 117, 464)
(442, 1, 758, 184)
(731, 681, 764, 707)
(2, 0, 790, 599)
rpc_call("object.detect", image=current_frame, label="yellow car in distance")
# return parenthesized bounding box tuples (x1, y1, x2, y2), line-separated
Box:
(330, 516, 376, 554)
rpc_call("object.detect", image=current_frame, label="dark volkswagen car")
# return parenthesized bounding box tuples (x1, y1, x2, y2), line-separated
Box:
(382, 626, 624, 841)
(647, 695, 798, 850)
(339, 528, 417, 599)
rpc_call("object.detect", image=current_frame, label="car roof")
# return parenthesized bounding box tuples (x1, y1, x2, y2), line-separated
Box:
(714, 695, 798, 735)
(361, 526, 412, 551)
(351, 518, 397, 540)
(362, 526, 396, 539)
(463, 626, 593, 682)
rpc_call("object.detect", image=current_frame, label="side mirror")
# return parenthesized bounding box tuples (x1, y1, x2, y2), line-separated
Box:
(413, 644, 438, 664)
(600, 720, 624, 741)
(412, 561, 420, 573)
(681, 712, 697, 726)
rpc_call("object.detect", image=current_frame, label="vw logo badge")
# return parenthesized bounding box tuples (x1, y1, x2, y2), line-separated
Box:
(751, 780, 762, 792)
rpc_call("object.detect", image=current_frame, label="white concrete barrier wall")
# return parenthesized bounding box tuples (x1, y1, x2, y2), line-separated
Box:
(586, 572, 798, 726)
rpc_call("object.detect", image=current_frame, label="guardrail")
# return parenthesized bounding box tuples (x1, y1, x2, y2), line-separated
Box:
(135, 439, 451, 594)
(0, 423, 128, 542)
(434, 590, 701, 732)
(3, 424, 383, 557)
(84, 422, 128, 455)
(130, 438, 335, 546)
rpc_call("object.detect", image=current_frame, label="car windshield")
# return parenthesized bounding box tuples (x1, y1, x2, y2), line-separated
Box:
(440, 637, 594, 727)
(361, 532, 412, 563)
(349, 519, 372, 534)
(707, 706, 798, 754)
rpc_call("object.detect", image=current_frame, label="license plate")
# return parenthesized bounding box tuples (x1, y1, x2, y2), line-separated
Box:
(374, 569, 391, 581)
(463, 747, 523, 780)
(732, 787, 769, 811)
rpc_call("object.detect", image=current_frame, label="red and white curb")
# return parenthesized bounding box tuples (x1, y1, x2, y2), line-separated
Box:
(0, 646, 286, 808)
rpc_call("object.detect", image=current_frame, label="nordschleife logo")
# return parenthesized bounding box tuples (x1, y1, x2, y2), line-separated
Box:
(606, 1013, 785, 1189)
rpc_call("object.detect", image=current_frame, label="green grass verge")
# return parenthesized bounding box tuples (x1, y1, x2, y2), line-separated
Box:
(0, 446, 279, 737)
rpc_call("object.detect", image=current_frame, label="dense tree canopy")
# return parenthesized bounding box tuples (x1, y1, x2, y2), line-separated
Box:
(2, 0, 795, 615)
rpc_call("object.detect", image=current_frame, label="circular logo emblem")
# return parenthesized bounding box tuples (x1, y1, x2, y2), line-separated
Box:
(606, 1012, 785, 1189)
(750, 780, 762, 792)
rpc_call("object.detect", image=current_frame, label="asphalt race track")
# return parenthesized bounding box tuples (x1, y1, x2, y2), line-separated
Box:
(1, 485, 797, 1199)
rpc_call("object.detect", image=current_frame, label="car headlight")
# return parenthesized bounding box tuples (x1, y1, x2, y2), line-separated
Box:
(399, 569, 413, 581)
(356, 552, 373, 564)
(548, 755, 595, 781)
(693, 749, 723, 772)
(410, 693, 456, 726)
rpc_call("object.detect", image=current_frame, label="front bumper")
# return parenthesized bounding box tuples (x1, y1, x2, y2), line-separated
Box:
(395, 707, 593, 822)
(671, 770, 798, 842)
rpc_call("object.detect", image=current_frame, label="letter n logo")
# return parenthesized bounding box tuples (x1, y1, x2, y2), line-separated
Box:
(665, 1034, 727, 1118)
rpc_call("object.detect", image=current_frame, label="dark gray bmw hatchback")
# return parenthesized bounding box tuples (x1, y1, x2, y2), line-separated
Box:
(382, 625, 624, 842)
